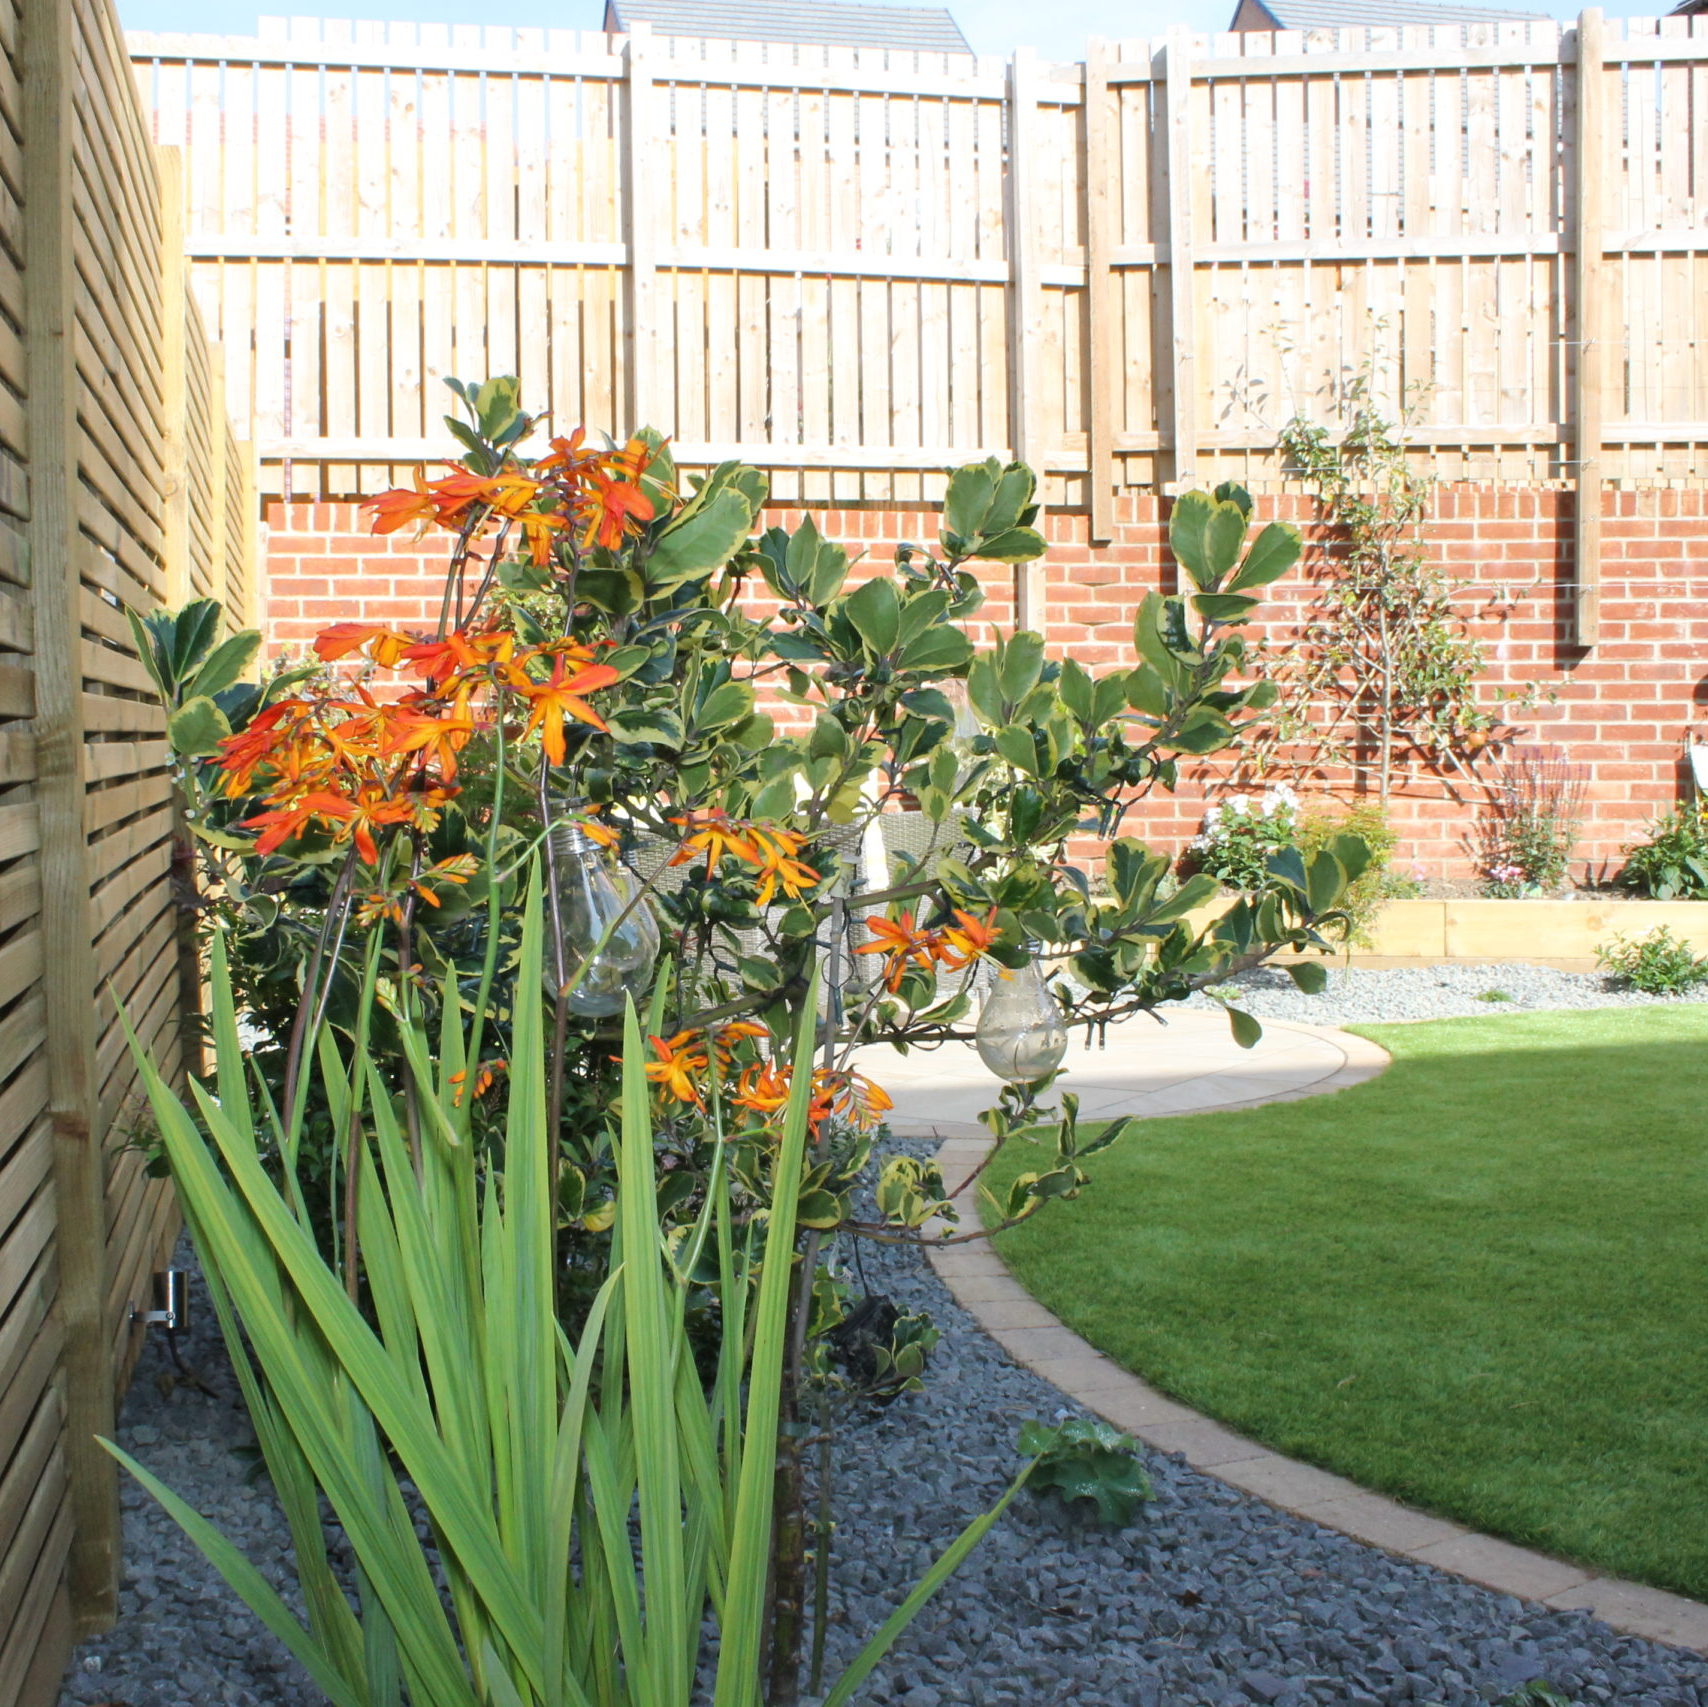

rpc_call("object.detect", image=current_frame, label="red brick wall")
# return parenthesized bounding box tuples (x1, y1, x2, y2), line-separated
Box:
(261, 486, 1708, 882)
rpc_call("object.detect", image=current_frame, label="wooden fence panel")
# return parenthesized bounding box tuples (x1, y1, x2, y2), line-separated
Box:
(124, 12, 1708, 513)
(0, 0, 61, 1689)
(0, 3, 252, 1704)
(68, 0, 184, 1445)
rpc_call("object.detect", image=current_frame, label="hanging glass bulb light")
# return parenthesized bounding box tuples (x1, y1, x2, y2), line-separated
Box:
(975, 956, 1068, 1082)
(546, 819, 660, 1018)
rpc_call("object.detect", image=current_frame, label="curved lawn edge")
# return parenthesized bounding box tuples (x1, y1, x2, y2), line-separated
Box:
(926, 1020, 1708, 1658)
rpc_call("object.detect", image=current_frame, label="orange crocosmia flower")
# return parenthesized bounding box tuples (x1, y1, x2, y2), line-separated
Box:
(572, 808, 621, 851)
(424, 469, 503, 527)
(412, 852, 479, 908)
(401, 626, 514, 686)
(646, 1031, 710, 1107)
(241, 789, 359, 856)
(338, 783, 418, 865)
(394, 781, 459, 839)
(538, 428, 600, 479)
(450, 1057, 506, 1106)
(506, 656, 620, 765)
(252, 733, 337, 799)
(745, 826, 819, 908)
(381, 697, 479, 781)
(574, 468, 656, 553)
(319, 692, 395, 766)
(730, 1061, 792, 1123)
(485, 471, 547, 518)
(517, 508, 566, 568)
(356, 890, 407, 929)
(313, 622, 416, 668)
(216, 699, 318, 795)
(855, 910, 941, 993)
(811, 1068, 893, 1133)
(485, 471, 567, 566)
(365, 471, 439, 537)
(711, 1019, 769, 1066)
(667, 809, 761, 880)
(942, 906, 1001, 968)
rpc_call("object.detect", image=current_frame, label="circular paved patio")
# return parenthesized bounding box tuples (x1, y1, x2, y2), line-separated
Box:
(855, 1008, 1383, 1139)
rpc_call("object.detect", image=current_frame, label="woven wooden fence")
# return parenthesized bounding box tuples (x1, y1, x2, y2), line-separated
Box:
(0, 2, 256, 1702)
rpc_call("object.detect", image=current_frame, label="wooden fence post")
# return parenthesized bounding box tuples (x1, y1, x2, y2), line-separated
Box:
(1006, 46, 1046, 629)
(21, 0, 121, 1634)
(1163, 29, 1199, 501)
(1083, 40, 1115, 546)
(623, 21, 655, 434)
(159, 147, 191, 607)
(1571, 8, 1605, 648)
(210, 352, 231, 607)
(243, 444, 264, 635)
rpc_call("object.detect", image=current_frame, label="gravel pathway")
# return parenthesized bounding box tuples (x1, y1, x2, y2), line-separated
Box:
(60, 966, 1708, 1707)
(1180, 960, 1702, 1026)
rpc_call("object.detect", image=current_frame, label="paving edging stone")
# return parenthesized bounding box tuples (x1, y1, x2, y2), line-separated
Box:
(921, 1021, 1708, 1658)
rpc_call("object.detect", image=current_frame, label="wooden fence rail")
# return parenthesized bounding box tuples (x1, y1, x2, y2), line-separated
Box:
(0, 2, 255, 1703)
(130, 8, 1708, 563)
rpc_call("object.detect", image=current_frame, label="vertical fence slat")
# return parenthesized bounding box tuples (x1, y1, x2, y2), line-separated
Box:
(22, 0, 120, 1636)
(1164, 31, 1198, 499)
(624, 22, 655, 433)
(1083, 40, 1114, 543)
(1572, 8, 1605, 649)
(1006, 47, 1045, 626)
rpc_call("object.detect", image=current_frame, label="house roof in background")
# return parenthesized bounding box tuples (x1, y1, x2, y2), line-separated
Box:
(602, 0, 972, 52)
(1235, 0, 1549, 27)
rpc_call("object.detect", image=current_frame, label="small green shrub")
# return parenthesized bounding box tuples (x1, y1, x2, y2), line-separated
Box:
(1617, 804, 1708, 900)
(1479, 749, 1587, 896)
(1297, 798, 1397, 946)
(1187, 784, 1300, 891)
(1596, 926, 1708, 996)
(1377, 868, 1427, 900)
(1476, 989, 1513, 1004)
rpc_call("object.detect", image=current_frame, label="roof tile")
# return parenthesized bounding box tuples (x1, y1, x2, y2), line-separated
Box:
(607, 0, 972, 53)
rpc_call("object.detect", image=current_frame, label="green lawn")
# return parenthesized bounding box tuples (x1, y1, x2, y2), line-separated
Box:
(983, 1005, 1708, 1598)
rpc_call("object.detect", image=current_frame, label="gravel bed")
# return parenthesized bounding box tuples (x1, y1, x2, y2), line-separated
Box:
(65, 1230, 1708, 1707)
(1178, 960, 1701, 1026)
(59, 1238, 320, 1707)
(60, 970, 1708, 1706)
(802, 1193, 1708, 1707)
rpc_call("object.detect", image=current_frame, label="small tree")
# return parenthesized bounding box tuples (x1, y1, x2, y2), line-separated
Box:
(1253, 370, 1513, 804)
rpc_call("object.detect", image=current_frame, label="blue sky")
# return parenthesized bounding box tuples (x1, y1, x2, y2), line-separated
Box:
(120, 0, 1669, 62)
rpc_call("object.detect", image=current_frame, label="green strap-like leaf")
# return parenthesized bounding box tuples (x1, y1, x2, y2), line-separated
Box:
(101, 1442, 370, 1707)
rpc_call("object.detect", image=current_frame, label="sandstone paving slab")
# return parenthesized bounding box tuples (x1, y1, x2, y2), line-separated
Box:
(1135, 1417, 1273, 1469)
(1410, 1534, 1595, 1602)
(1545, 1579, 1708, 1651)
(1213, 1454, 1372, 1513)
(1306, 1492, 1470, 1554)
